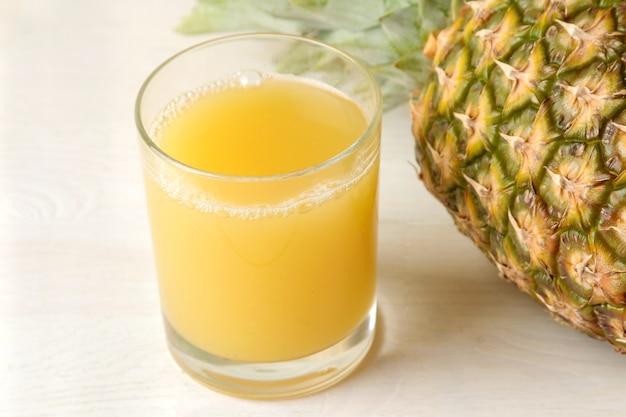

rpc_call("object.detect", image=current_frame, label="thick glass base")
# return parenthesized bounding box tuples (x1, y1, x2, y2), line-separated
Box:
(164, 303, 377, 399)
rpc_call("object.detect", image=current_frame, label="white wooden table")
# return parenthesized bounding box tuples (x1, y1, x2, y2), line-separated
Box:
(2, 1, 624, 416)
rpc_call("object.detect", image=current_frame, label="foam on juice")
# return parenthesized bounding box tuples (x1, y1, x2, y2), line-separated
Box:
(143, 71, 377, 220)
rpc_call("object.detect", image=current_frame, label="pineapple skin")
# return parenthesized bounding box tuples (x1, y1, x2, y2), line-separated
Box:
(412, 0, 626, 353)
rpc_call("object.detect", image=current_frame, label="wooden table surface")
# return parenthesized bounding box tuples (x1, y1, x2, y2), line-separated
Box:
(2, 1, 624, 416)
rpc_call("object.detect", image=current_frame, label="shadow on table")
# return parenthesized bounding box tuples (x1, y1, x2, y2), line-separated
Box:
(353, 221, 516, 371)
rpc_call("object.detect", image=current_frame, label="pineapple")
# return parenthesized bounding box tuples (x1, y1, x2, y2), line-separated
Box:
(179, 0, 626, 352)
(412, 0, 626, 353)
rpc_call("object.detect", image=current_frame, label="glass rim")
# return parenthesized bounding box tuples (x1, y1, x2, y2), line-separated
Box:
(134, 32, 382, 183)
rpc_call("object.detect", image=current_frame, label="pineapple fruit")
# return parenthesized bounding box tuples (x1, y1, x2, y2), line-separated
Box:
(179, 0, 626, 352)
(411, 0, 626, 352)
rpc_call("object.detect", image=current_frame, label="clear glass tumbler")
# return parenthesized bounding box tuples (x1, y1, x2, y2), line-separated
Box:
(135, 33, 382, 399)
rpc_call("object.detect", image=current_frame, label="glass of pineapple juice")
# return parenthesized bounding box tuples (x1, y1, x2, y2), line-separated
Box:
(135, 33, 382, 399)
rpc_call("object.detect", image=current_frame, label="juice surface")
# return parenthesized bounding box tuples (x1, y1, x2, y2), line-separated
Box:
(159, 73, 364, 176)
(144, 74, 379, 362)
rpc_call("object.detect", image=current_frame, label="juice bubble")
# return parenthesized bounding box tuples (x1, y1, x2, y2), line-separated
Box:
(238, 70, 264, 88)
(297, 201, 318, 214)
(214, 208, 230, 218)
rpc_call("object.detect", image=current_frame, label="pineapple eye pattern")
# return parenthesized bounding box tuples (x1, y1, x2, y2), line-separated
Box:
(412, 0, 626, 353)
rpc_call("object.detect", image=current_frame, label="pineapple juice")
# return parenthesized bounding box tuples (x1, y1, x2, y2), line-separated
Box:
(143, 74, 379, 362)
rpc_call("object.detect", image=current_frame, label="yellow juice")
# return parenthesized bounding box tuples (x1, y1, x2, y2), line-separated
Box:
(143, 74, 379, 362)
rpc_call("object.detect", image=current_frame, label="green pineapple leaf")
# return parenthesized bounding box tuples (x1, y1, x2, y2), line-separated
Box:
(176, 0, 458, 108)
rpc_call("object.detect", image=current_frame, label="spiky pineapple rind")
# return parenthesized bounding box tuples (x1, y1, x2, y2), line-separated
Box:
(412, 0, 626, 353)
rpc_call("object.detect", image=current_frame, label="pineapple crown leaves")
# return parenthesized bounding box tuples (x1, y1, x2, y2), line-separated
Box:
(177, 0, 461, 109)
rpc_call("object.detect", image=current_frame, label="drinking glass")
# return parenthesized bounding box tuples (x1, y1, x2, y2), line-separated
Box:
(135, 33, 382, 399)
